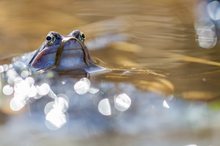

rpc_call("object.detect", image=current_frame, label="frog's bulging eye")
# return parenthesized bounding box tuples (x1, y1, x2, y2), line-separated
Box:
(69, 30, 85, 42)
(78, 32, 85, 42)
(81, 33, 85, 40)
(46, 32, 62, 46)
(46, 36, 52, 41)
(46, 34, 56, 45)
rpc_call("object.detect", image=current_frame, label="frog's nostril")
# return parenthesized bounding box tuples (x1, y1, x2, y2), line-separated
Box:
(46, 36, 52, 41)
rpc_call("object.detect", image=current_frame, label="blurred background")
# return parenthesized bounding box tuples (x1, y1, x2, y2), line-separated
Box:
(0, 0, 220, 146)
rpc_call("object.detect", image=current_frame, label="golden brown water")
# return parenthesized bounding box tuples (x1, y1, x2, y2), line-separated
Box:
(0, 0, 220, 100)
(1, 0, 220, 146)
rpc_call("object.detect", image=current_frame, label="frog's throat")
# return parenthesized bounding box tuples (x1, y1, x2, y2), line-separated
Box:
(55, 37, 92, 68)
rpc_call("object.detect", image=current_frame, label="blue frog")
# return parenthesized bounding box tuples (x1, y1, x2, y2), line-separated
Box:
(26, 30, 106, 75)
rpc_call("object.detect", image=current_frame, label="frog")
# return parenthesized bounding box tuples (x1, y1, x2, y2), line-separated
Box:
(27, 30, 106, 76)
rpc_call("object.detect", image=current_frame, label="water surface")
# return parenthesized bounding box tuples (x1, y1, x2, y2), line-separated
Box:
(0, 0, 220, 146)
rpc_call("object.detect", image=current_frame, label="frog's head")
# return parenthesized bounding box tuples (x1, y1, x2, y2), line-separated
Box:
(28, 30, 92, 72)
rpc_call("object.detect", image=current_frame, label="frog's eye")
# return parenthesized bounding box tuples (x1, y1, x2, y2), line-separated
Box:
(78, 32, 85, 42)
(46, 35, 52, 41)
(46, 34, 56, 45)
(69, 30, 85, 42)
(81, 33, 85, 40)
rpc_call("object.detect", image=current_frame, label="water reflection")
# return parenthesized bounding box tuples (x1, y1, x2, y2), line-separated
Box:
(195, 0, 218, 48)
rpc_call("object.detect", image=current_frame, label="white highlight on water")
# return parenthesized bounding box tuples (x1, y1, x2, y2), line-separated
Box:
(6, 72, 37, 111)
(114, 93, 131, 112)
(163, 100, 170, 109)
(1, 63, 112, 130)
(2, 84, 14, 96)
(74, 78, 91, 95)
(37, 83, 50, 96)
(3, 64, 9, 72)
(54, 97, 69, 113)
(61, 81, 66, 85)
(0, 61, 71, 130)
(20, 70, 30, 78)
(0, 65, 4, 73)
(45, 108, 67, 130)
(6, 69, 18, 78)
(28, 85, 37, 98)
(98, 98, 111, 116)
(45, 96, 69, 130)
(13, 77, 23, 84)
(89, 87, 100, 94)
(207, 0, 220, 21)
(25, 77, 35, 85)
(44, 101, 54, 115)
(14, 79, 32, 97)
(185, 144, 198, 146)
(10, 96, 26, 111)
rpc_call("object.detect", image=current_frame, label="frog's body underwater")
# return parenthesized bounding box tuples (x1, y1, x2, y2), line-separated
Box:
(23, 30, 107, 76)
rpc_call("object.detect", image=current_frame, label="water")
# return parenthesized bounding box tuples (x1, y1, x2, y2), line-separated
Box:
(0, 0, 220, 146)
